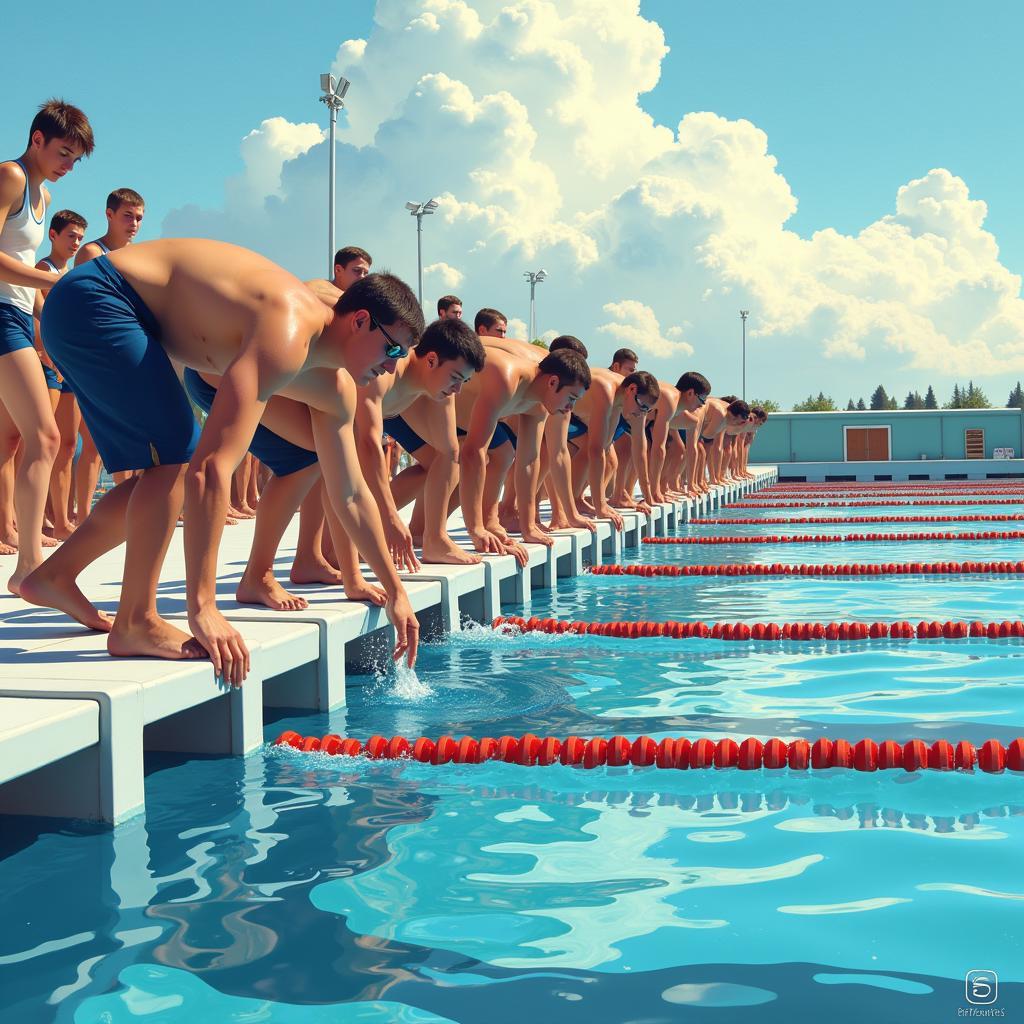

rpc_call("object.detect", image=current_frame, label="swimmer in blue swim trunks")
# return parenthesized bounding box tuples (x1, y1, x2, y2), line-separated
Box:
(0, 100, 94, 585)
(694, 395, 751, 489)
(33, 208, 88, 541)
(22, 239, 425, 682)
(654, 371, 711, 499)
(356, 317, 485, 568)
(453, 345, 590, 562)
(550, 367, 660, 531)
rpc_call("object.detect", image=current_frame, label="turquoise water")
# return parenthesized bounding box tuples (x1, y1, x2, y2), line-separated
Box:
(1, 489, 1022, 1022)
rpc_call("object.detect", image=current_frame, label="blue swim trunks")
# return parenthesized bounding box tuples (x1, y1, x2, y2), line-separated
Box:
(42, 257, 201, 473)
(184, 368, 317, 478)
(678, 428, 687, 443)
(612, 416, 653, 443)
(0, 302, 33, 356)
(455, 421, 517, 450)
(567, 414, 588, 443)
(382, 415, 426, 454)
(42, 362, 61, 390)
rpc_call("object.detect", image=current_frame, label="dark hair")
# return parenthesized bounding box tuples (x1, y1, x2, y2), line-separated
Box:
(612, 348, 638, 366)
(751, 406, 768, 422)
(623, 370, 659, 400)
(549, 334, 589, 358)
(416, 318, 485, 372)
(474, 307, 507, 331)
(107, 188, 144, 212)
(49, 209, 87, 234)
(29, 99, 94, 156)
(676, 371, 711, 397)
(334, 245, 372, 269)
(727, 399, 751, 419)
(539, 349, 591, 390)
(336, 272, 426, 342)
(437, 294, 462, 314)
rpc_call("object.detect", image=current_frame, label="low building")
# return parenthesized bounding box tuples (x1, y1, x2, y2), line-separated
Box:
(750, 408, 1024, 481)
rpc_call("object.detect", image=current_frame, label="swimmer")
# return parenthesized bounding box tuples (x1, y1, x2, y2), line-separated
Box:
(22, 242, 424, 682)
(0, 100, 93, 584)
(33, 208, 87, 540)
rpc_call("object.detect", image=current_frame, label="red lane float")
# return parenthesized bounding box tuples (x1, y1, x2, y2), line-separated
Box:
(699, 514, 1024, 525)
(492, 614, 1024, 642)
(274, 731, 1024, 773)
(642, 531, 1024, 545)
(588, 560, 1024, 579)
(733, 500, 1024, 508)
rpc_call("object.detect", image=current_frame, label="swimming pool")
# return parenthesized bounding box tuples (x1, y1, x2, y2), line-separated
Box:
(1, 485, 1021, 1022)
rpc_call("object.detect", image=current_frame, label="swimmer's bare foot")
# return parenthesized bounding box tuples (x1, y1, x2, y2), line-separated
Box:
(51, 521, 77, 541)
(227, 504, 255, 520)
(343, 576, 387, 606)
(0, 542, 15, 556)
(237, 504, 258, 518)
(421, 537, 482, 565)
(40, 533, 60, 548)
(1, 529, 18, 549)
(236, 569, 309, 611)
(290, 554, 346, 586)
(108, 614, 207, 660)
(16, 564, 114, 632)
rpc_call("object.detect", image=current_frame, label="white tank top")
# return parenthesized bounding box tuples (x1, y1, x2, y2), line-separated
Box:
(0, 160, 46, 313)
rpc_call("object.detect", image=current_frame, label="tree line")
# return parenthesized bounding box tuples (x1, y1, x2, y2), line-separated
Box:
(781, 382, 1024, 413)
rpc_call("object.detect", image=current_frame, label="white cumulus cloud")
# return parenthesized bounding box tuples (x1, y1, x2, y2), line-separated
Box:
(162, 0, 1024, 404)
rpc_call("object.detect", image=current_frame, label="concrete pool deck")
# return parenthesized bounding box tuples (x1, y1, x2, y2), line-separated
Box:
(0, 469, 777, 824)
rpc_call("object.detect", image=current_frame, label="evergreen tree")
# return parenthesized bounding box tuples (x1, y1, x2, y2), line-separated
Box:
(869, 385, 890, 410)
(846, 399, 856, 411)
(903, 391, 916, 410)
(793, 393, 837, 412)
(947, 384, 962, 409)
(962, 381, 991, 409)
(856, 398, 866, 411)
(924, 385, 938, 409)
(887, 396, 898, 410)
(1007, 382, 1024, 409)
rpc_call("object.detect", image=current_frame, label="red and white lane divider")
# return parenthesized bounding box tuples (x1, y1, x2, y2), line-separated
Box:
(492, 614, 1024, 640)
(274, 731, 1023, 773)
(699, 514, 1024, 525)
(588, 560, 1024, 578)
(733, 500, 1024, 508)
(643, 531, 1024, 545)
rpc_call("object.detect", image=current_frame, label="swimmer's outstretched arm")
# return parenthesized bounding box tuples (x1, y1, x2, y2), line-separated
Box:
(310, 386, 419, 668)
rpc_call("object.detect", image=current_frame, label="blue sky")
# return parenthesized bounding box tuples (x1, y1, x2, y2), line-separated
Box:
(3, 0, 1021, 407)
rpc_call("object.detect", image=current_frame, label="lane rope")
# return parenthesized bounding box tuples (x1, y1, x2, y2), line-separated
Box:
(643, 531, 1024, 545)
(274, 731, 1024, 773)
(697, 514, 1024, 524)
(492, 614, 1024, 640)
(588, 560, 1024, 578)
(733, 500, 1024, 508)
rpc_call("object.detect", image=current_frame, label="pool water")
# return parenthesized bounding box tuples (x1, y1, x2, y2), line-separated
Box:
(1, 488, 1022, 1023)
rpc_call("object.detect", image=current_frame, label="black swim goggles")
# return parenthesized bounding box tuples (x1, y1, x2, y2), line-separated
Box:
(370, 315, 409, 360)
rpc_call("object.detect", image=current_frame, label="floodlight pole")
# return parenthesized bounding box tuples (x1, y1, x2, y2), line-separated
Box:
(320, 73, 350, 278)
(524, 269, 547, 340)
(739, 309, 749, 401)
(406, 199, 438, 309)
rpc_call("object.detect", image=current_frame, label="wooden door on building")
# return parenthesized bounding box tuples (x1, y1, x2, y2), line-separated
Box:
(964, 429, 985, 459)
(844, 426, 890, 461)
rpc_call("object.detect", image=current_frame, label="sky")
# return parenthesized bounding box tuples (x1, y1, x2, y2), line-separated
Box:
(3, 0, 1022, 409)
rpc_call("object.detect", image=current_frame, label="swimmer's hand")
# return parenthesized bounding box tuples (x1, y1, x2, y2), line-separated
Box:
(386, 591, 419, 668)
(386, 515, 421, 574)
(594, 505, 625, 531)
(502, 538, 530, 567)
(190, 607, 250, 686)
(469, 527, 509, 556)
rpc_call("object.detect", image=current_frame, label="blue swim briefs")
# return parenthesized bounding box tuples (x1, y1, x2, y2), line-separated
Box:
(42, 257, 201, 472)
(184, 368, 318, 478)
(382, 415, 426, 454)
(42, 362, 61, 390)
(567, 414, 588, 443)
(0, 302, 33, 356)
(612, 416, 654, 443)
(455, 421, 517, 450)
